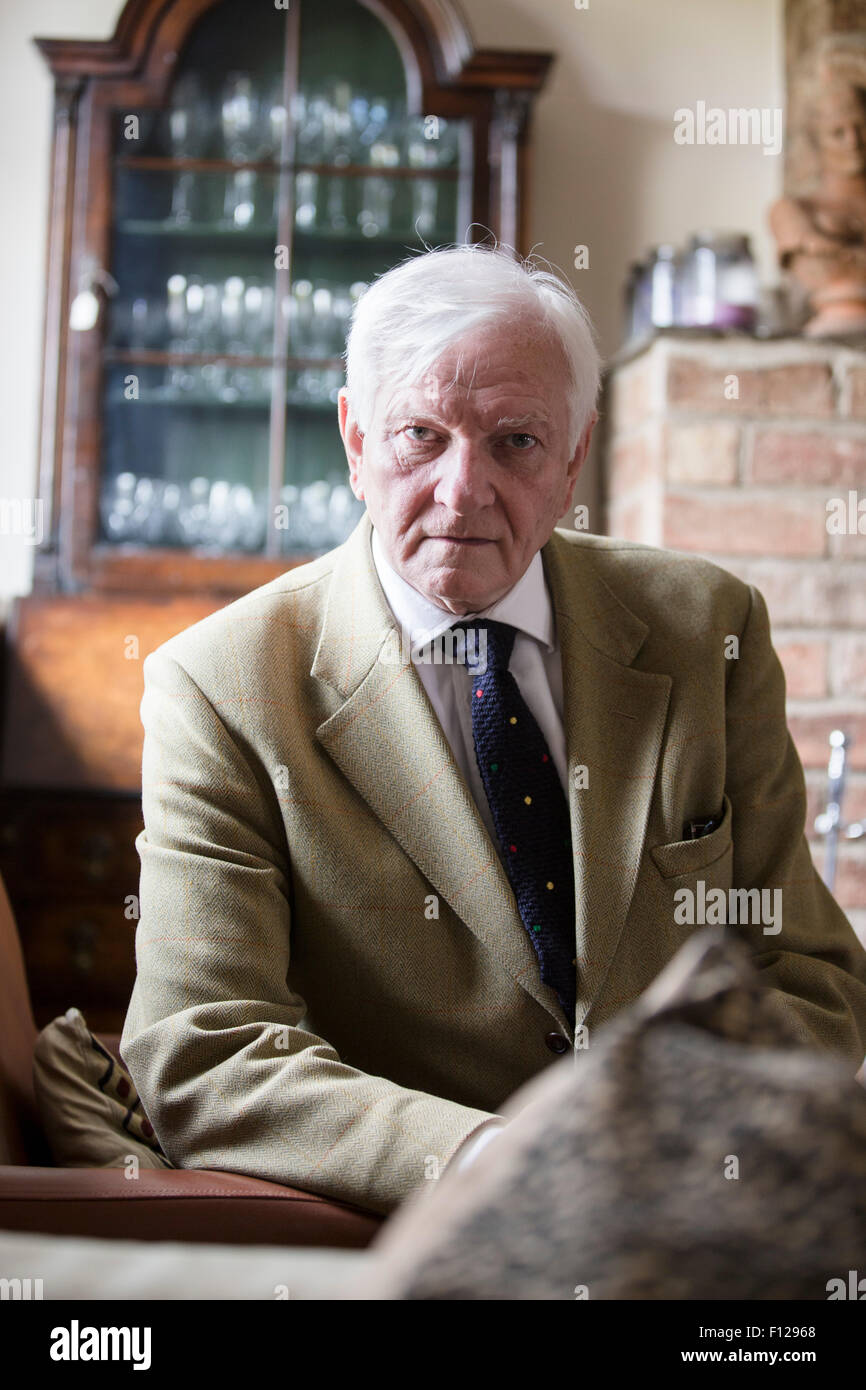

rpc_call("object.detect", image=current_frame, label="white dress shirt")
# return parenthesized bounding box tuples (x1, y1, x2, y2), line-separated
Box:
(370, 526, 569, 867)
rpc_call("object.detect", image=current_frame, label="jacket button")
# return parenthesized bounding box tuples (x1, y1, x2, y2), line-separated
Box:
(545, 1032, 569, 1054)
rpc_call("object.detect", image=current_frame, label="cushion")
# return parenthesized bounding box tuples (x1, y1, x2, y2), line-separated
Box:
(32, 1008, 173, 1170)
(352, 926, 866, 1300)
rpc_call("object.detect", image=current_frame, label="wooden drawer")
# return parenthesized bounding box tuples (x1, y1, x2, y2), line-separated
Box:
(0, 795, 143, 901)
(17, 894, 137, 1029)
(0, 792, 144, 1034)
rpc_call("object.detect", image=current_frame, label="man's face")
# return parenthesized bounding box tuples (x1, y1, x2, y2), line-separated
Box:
(338, 317, 596, 614)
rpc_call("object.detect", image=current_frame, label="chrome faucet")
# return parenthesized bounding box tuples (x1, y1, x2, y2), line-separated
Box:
(814, 731, 865, 892)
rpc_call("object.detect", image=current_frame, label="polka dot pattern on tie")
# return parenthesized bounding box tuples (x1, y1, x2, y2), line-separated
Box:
(450, 616, 577, 1026)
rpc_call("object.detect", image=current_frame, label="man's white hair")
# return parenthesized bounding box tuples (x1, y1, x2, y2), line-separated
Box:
(343, 244, 602, 453)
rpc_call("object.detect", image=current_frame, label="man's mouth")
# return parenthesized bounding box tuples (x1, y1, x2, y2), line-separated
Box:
(428, 536, 494, 545)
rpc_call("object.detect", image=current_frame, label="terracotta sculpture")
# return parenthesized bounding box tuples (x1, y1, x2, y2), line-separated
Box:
(770, 77, 866, 336)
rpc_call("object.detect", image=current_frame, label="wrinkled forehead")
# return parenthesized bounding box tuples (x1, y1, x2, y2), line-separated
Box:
(376, 315, 571, 424)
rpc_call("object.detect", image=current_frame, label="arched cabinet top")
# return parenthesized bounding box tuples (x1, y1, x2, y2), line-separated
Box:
(35, 0, 553, 111)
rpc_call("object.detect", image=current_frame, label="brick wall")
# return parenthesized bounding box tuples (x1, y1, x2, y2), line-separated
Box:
(604, 334, 866, 939)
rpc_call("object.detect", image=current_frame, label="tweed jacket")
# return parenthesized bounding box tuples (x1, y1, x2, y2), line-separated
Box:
(120, 510, 866, 1214)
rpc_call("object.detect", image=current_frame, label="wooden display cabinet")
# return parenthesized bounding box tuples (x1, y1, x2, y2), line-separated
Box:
(0, 0, 552, 1030)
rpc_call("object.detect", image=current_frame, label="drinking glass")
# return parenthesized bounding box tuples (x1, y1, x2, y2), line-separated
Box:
(166, 73, 211, 225)
(223, 167, 258, 229)
(245, 282, 275, 357)
(323, 176, 349, 232)
(357, 97, 389, 157)
(286, 279, 315, 356)
(331, 82, 354, 165)
(128, 296, 160, 352)
(165, 274, 193, 394)
(359, 107, 401, 237)
(177, 476, 212, 544)
(229, 281, 270, 399)
(220, 276, 260, 399)
(182, 276, 210, 395)
(295, 92, 328, 163)
(295, 171, 319, 229)
(298, 481, 333, 548)
(310, 288, 334, 357)
(261, 75, 288, 161)
(220, 73, 259, 161)
(159, 482, 183, 544)
(100, 472, 137, 541)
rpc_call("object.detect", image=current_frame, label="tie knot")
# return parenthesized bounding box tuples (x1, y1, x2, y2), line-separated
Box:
(449, 616, 516, 672)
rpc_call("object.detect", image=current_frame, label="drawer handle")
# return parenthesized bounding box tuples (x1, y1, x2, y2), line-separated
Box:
(82, 832, 113, 879)
(67, 920, 97, 974)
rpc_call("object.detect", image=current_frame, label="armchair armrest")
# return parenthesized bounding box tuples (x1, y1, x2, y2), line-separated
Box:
(0, 1166, 384, 1248)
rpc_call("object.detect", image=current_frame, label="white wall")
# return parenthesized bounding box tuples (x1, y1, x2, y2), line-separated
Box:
(0, 0, 785, 600)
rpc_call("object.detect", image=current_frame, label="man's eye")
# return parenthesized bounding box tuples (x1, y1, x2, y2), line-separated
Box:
(405, 425, 435, 441)
(504, 433, 538, 450)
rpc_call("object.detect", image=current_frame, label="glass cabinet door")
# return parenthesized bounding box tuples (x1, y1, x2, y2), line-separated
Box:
(100, 0, 473, 561)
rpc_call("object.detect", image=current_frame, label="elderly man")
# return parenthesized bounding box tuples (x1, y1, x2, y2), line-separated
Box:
(120, 246, 866, 1216)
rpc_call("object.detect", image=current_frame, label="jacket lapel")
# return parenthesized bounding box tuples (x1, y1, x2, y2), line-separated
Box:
(541, 532, 672, 1030)
(312, 512, 570, 1031)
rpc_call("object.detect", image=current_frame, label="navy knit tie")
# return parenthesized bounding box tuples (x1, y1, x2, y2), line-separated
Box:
(452, 617, 577, 1026)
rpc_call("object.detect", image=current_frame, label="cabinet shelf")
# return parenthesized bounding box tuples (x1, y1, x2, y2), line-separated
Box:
(104, 349, 345, 369)
(115, 155, 460, 180)
(105, 389, 339, 413)
(106, 390, 272, 409)
(116, 219, 277, 240)
(115, 218, 438, 250)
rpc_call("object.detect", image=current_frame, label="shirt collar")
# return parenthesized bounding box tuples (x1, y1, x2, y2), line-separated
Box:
(371, 524, 556, 659)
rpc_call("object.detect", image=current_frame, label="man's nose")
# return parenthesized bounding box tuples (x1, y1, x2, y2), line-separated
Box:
(432, 439, 494, 511)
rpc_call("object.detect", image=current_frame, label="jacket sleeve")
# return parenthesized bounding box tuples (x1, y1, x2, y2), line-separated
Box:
(119, 647, 496, 1216)
(724, 583, 866, 1067)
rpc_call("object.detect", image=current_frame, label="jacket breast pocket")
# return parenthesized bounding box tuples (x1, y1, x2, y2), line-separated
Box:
(650, 793, 733, 884)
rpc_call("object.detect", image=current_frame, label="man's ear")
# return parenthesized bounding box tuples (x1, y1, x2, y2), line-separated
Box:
(338, 388, 365, 500)
(562, 409, 598, 508)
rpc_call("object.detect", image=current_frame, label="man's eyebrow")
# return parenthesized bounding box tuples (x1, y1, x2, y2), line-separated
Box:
(494, 414, 551, 431)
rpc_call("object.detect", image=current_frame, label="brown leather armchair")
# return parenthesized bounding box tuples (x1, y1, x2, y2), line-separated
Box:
(0, 872, 383, 1248)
